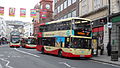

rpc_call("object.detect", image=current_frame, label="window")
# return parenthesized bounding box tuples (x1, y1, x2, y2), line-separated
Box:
(40, 21, 72, 32)
(68, 13, 72, 18)
(54, 0, 57, 3)
(68, 0, 72, 6)
(64, 15, 68, 19)
(58, 6, 60, 13)
(59, 5, 61, 12)
(41, 37, 55, 46)
(94, 0, 102, 9)
(64, 0, 67, 9)
(40, 5, 42, 9)
(81, 0, 88, 15)
(54, 9, 57, 15)
(70, 38, 91, 49)
(61, 4, 63, 11)
(72, 0, 76, 4)
(72, 10, 76, 17)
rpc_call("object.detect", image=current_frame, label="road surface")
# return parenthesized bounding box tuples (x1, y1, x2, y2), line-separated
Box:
(0, 45, 119, 68)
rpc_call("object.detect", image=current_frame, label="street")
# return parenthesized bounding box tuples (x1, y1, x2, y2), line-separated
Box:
(0, 45, 119, 68)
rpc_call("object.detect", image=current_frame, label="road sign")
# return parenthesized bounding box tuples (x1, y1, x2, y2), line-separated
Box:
(107, 22, 112, 28)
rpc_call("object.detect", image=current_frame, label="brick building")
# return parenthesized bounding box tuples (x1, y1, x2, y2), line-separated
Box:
(33, 0, 53, 37)
(54, 0, 78, 20)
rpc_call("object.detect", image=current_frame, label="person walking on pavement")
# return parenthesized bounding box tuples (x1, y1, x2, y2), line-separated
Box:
(0, 35, 1, 45)
(0, 38, 1, 45)
(100, 43, 104, 55)
(106, 42, 111, 56)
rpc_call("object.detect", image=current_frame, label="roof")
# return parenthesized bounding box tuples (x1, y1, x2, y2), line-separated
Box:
(46, 17, 91, 25)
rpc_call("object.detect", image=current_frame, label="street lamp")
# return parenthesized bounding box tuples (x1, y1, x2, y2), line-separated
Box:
(108, 0, 111, 42)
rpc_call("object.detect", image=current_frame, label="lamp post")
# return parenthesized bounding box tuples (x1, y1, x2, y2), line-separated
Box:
(108, 0, 111, 42)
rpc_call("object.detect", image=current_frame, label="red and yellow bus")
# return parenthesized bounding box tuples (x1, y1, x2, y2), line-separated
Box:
(10, 35, 21, 48)
(36, 17, 92, 58)
(24, 36, 37, 49)
(21, 37, 27, 48)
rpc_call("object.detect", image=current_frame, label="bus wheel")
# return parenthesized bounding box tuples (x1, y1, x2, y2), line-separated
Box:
(58, 50, 62, 57)
(22, 46, 25, 48)
(41, 48, 44, 54)
(10, 46, 13, 48)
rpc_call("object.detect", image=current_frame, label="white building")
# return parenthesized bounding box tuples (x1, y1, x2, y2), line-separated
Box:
(24, 23, 33, 37)
(0, 17, 7, 38)
(6, 26, 13, 40)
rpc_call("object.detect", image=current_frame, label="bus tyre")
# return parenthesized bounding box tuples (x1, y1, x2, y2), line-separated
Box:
(58, 50, 62, 57)
(41, 48, 44, 54)
(22, 46, 25, 48)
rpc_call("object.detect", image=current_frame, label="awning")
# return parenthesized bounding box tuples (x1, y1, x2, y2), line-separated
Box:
(92, 26, 104, 32)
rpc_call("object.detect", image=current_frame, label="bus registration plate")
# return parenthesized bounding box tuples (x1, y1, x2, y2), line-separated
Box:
(80, 55, 85, 57)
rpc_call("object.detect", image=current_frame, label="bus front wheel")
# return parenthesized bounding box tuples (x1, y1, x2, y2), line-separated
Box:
(41, 48, 44, 54)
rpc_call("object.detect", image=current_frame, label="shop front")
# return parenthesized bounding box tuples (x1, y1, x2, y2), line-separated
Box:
(92, 17, 107, 56)
(111, 14, 120, 57)
(92, 26, 104, 56)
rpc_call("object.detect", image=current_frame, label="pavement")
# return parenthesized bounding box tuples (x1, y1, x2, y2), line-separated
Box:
(91, 55, 120, 66)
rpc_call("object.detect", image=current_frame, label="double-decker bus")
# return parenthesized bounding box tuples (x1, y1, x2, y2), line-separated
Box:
(24, 36, 37, 49)
(36, 17, 92, 58)
(10, 35, 21, 48)
(21, 37, 27, 48)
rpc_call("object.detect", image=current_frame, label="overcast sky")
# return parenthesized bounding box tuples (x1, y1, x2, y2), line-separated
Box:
(0, 0, 40, 22)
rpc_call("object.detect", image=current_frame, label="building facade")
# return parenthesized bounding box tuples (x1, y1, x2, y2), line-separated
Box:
(79, 0, 109, 55)
(54, 0, 78, 20)
(0, 17, 7, 38)
(54, 0, 109, 55)
(24, 23, 33, 37)
(40, 0, 53, 23)
(111, 0, 120, 57)
(33, 0, 53, 37)
(33, 4, 40, 36)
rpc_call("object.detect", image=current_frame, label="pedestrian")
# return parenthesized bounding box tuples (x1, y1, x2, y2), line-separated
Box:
(106, 42, 111, 56)
(0, 35, 1, 45)
(0, 38, 1, 45)
(100, 43, 104, 55)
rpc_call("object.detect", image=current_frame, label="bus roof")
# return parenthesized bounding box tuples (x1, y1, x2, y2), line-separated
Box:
(46, 17, 91, 25)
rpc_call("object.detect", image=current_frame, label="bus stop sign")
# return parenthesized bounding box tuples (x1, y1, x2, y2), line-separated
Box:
(107, 22, 112, 28)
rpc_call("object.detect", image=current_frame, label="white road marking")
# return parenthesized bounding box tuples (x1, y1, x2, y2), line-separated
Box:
(14, 48, 40, 58)
(8, 56, 10, 57)
(59, 62, 76, 68)
(0, 58, 13, 68)
(0, 63, 2, 68)
(93, 60, 120, 68)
